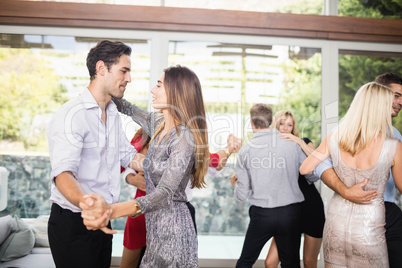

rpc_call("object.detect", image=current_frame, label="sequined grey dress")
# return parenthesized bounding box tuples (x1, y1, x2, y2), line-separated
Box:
(324, 136, 398, 268)
(115, 98, 198, 267)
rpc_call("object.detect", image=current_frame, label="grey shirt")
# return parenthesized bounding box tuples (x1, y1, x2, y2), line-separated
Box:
(235, 128, 318, 208)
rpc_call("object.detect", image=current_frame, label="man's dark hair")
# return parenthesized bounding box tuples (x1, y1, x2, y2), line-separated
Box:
(250, 103, 273, 129)
(86, 40, 132, 81)
(375, 73, 402, 87)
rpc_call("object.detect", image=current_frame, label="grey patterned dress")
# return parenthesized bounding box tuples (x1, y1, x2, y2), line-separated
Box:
(324, 136, 398, 268)
(115, 98, 198, 267)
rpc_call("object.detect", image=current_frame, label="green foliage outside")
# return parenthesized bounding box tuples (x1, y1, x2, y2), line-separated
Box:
(274, 0, 322, 14)
(338, 0, 402, 131)
(339, 0, 402, 19)
(0, 49, 68, 150)
(275, 53, 322, 147)
(339, 54, 402, 132)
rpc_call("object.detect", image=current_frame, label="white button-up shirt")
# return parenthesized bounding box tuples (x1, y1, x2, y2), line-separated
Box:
(47, 88, 136, 212)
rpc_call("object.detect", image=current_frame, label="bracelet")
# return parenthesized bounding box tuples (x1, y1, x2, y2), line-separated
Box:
(223, 148, 231, 157)
(130, 202, 142, 218)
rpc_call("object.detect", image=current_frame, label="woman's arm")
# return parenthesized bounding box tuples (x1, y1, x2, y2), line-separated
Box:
(113, 97, 162, 136)
(300, 134, 331, 175)
(280, 133, 315, 156)
(392, 141, 402, 193)
(129, 153, 145, 171)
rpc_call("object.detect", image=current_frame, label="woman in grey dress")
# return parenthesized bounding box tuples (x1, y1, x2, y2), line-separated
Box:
(81, 65, 210, 267)
(300, 82, 402, 268)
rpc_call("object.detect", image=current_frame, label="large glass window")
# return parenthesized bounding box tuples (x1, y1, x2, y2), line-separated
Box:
(0, 34, 151, 219)
(167, 41, 322, 239)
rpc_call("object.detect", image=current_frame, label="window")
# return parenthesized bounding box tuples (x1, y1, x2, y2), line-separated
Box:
(167, 40, 321, 238)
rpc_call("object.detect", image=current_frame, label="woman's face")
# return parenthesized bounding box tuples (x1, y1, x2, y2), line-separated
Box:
(150, 73, 168, 110)
(278, 116, 294, 134)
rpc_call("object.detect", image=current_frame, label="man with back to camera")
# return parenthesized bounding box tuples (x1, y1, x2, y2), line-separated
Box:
(231, 103, 318, 268)
(315, 73, 402, 268)
(46, 40, 144, 268)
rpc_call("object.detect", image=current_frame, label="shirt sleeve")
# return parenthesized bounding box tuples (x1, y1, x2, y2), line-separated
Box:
(297, 145, 319, 183)
(234, 147, 251, 201)
(392, 126, 402, 142)
(119, 116, 137, 169)
(209, 153, 220, 168)
(122, 167, 137, 182)
(46, 105, 84, 181)
(313, 157, 333, 179)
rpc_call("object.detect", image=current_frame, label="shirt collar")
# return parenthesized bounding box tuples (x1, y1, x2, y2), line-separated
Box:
(81, 88, 98, 110)
(253, 128, 278, 137)
(81, 88, 118, 116)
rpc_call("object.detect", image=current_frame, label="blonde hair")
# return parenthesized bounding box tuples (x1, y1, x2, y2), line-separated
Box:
(335, 82, 394, 156)
(151, 65, 209, 189)
(272, 110, 300, 137)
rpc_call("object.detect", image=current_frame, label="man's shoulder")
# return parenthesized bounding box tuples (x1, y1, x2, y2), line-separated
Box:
(50, 96, 87, 127)
(392, 126, 402, 142)
(237, 142, 252, 159)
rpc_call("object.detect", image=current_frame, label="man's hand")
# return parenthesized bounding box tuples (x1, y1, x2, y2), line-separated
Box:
(229, 173, 238, 186)
(126, 172, 146, 192)
(79, 193, 116, 234)
(342, 179, 378, 204)
(321, 169, 378, 204)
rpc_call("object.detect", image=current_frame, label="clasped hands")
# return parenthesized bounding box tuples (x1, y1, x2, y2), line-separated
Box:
(79, 193, 116, 234)
(226, 134, 243, 154)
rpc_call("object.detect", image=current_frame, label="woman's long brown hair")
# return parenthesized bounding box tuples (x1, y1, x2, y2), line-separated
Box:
(151, 65, 209, 189)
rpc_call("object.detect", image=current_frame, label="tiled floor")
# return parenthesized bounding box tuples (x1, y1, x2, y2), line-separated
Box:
(111, 232, 324, 267)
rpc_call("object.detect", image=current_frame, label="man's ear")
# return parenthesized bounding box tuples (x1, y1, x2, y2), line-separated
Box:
(96, 60, 106, 77)
(250, 118, 254, 127)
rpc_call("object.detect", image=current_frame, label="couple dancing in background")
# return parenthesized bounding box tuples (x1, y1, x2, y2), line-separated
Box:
(232, 76, 402, 268)
(300, 81, 402, 268)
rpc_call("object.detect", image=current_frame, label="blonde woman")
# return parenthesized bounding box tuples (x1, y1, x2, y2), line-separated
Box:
(265, 110, 325, 268)
(80, 65, 209, 267)
(300, 82, 402, 268)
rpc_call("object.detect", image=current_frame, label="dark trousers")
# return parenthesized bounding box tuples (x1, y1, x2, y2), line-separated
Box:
(48, 203, 113, 268)
(385, 202, 402, 268)
(236, 204, 302, 268)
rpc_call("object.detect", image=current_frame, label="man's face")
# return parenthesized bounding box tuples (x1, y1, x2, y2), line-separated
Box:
(105, 54, 132, 99)
(390, 83, 402, 118)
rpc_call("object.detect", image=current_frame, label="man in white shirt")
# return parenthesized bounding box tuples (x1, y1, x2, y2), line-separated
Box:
(46, 40, 143, 268)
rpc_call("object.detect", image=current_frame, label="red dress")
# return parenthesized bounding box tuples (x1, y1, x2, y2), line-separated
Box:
(123, 136, 147, 250)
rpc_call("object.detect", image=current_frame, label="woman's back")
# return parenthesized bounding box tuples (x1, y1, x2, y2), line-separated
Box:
(323, 135, 398, 267)
(331, 135, 397, 191)
(339, 134, 385, 170)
